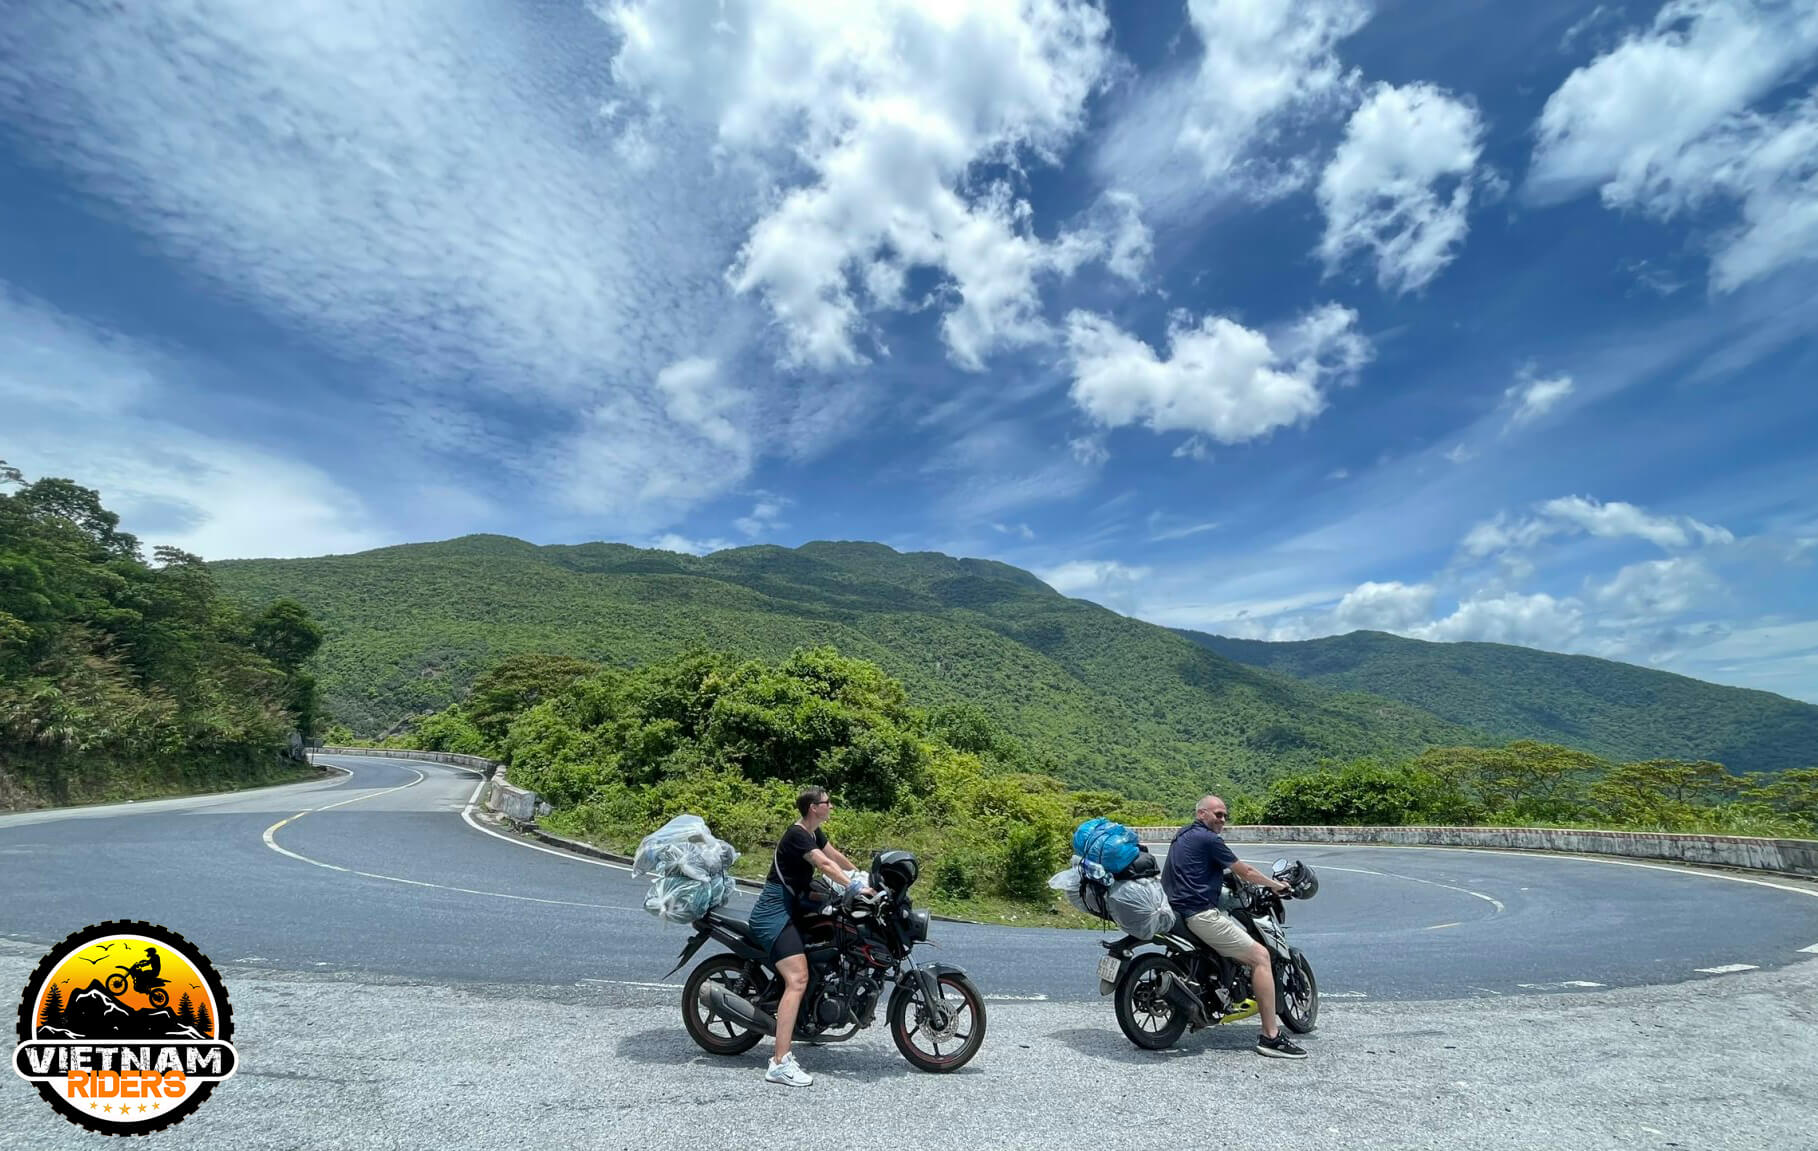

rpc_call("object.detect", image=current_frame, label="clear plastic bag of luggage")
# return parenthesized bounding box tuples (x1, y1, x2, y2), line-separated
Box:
(1106, 877, 1176, 940)
(643, 873, 734, 924)
(633, 814, 740, 879)
(1049, 863, 1094, 916)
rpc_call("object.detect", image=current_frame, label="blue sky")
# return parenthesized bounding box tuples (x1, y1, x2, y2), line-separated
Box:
(2, 0, 1815, 701)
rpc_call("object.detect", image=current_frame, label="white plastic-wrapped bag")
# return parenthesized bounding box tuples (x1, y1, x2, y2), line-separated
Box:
(1049, 863, 1092, 916)
(643, 873, 734, 924)
(1106, 877, 1176, 940)
(633, 814, 740, 879)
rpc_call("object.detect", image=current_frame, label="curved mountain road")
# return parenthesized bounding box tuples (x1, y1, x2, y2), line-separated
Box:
(4, 755, 1816, 1150)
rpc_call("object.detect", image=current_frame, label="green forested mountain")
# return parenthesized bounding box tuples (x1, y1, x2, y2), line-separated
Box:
(211, 535, 1480, 804)
(1177, 629, 1818, 774)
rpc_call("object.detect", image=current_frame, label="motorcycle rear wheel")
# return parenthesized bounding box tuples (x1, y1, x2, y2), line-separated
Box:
(888, 973, 987, 1072)
(1277, 948, 1318, 1034)
(1114, 953, 1191, 1050)
(682, 954, 766, 1056)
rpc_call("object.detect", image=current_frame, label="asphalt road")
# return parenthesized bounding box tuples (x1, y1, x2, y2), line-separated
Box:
(5, 755, 1818, 1150)
(3, 755, 1815, 1003)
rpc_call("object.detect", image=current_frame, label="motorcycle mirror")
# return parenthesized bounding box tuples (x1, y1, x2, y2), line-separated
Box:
(1272, 858, 1290, 875)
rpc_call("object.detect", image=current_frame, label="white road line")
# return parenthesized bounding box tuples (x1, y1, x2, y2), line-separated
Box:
(582, 979, 682, 990)
(1425, 922, 1462, 930)
(1322, 991, 1368, 999)
(1695, 963, 1760, 974)
(1799, 943, 1818, 954)
(1317, 864, 1506, 914)
(263, 764, 643, 911)
(1561, 980, 1604, 988)
(983, 994, 1050, 1001)
(1517, 981, 1604, 990)
(1230, 841, 1818, 901)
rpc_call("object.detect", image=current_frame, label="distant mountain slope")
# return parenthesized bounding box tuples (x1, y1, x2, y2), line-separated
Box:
(211, 536, 1480, 805)
(1176, 629, 1818, 774)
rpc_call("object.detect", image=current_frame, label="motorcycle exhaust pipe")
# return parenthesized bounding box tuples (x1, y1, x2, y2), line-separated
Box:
(1157, 971, 1210, 1029)
(699, 983, 778, 1037)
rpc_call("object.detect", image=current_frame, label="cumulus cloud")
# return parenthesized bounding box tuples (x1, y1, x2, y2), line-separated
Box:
(1038, 559, 1152, 595)
(649, 533, 737, 555)
(734, 494, 790, 538)
(1462, 495, 1733, 557)
(1064, 304, 1370, 442)
(1411, 591, 1586, 648)
(1317, 82, 1486, 293)
(1097, 0, 1371, 210)
(599, 0, 1118, 370)
(1332, 580, 1437, 631)
(1593, 556, 1721, 616)
(1505, 371, 1576, 426)
(1527, 0, 1818, 289)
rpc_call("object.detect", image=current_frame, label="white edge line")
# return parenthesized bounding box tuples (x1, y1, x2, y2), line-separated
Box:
(457, 774, 637, 874)
(1800, 943, 1818, 954)
(982, 994, 1050, 1001)
(1229, 840, 1818, 901)
(1695, 963, 1760, 974)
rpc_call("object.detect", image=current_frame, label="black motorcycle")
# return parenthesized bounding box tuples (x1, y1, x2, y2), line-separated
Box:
(1099, 858, 1320, 1050)
(107, 965, 170, 1008)
(668, 850, 987, 1072)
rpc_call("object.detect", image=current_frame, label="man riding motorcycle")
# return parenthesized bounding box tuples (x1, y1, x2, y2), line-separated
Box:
(1160, 795, 1307, 1060)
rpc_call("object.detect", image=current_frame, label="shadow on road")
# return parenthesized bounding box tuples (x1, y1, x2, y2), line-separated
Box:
(610, 1026, 986, 1083)
(1045, 1025, 1269, 1064)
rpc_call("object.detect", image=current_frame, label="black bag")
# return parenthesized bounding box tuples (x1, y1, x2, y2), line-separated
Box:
(1116, 848, 1159, 881)
(1077, 875, 1112, 919)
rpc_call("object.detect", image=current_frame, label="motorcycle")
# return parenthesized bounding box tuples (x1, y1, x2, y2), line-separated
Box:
(667, 849, 987, 1072)
(106, 965, 170, 1008)
(1098, 858, 1320, 1050)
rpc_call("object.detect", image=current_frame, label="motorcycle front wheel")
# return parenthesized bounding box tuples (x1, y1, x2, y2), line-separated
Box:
(1277, 948, 1318, 1034)
(1114, 953, 1191, 1050)
(682, 954, 766, 1056)
(888, 973, 987, 1072)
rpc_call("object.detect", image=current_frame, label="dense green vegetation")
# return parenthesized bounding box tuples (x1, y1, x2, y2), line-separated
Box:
(214, 535, 1485, 807)
(1181, 629, 1818, 775)
(0, 463, 324, 809)
(398, 647, 1168, 920)
(1257, 742, 1818, 838)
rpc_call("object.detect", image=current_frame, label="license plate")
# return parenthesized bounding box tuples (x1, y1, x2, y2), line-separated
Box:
(1097, 955, 1122, 984)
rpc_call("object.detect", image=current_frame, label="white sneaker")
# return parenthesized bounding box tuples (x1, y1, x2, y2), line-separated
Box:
(763, 1052, 813, 1087)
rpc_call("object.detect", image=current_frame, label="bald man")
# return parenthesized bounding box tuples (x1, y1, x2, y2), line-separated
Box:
(1159, 795, 1306, 1059)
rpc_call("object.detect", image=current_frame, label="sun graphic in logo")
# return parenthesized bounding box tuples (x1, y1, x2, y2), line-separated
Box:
(13, 920, 237, 1136)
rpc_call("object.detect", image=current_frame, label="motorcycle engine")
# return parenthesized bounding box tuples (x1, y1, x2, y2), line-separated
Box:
(815, 961, 884, 1029)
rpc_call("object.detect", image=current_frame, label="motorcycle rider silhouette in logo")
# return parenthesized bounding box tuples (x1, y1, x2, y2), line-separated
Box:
(107, 947, 171, 1007)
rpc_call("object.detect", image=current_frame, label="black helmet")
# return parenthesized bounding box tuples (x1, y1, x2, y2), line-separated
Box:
(1288, 862, 1319, 900)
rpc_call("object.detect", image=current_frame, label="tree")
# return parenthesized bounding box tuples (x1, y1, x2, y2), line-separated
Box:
(176, 992, 196, 1028)
(38, 983, 64, 1030)
(251, 599, 324, 671)
(193, 1002, 213, 1037)
(465, 653, 600, 744)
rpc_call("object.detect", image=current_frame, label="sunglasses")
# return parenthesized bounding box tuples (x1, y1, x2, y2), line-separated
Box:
(1207, 810, 1228, 818)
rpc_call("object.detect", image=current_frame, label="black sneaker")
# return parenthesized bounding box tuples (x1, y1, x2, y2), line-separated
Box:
(1256, 1032, 1307, 1060)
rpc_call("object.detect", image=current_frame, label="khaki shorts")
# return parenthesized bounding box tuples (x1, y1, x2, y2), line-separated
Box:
(1184, 908, 1255, 960)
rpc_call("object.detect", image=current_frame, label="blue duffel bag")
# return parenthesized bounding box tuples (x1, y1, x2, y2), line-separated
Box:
(1072, 817, 1141, 877)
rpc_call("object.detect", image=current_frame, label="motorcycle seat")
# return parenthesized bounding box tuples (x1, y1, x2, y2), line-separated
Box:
(701, 910, 764, 948)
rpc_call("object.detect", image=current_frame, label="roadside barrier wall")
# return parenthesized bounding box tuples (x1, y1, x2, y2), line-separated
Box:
(307, 746, 547, 821)
(1129, 823, 1818, 879)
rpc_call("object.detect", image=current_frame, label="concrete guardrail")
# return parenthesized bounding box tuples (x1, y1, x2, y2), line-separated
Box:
(1127, 823, 1818, 880)
(307, 746, 549, 822)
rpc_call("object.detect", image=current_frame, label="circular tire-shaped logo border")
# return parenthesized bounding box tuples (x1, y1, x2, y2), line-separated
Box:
(14, 920, 235, 1137)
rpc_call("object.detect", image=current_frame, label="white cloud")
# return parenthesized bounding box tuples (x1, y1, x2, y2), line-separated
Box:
(1038, 559, 1152, 595)
(1098, 0, 1370, 211)
(1462, 495, 1733, 557)
(1317, 82, 1485, 293)
(1332, 580, 1437, 632)
(1065, 303, 1370, 442)
(1411, 591, 1586, 648)
(0, 285, 385, 560)
(1528, 0, 1818, 289)
(1505, 371, 1576, 426)
(1147, 519, 1219, 543)
(0, 1, 768, 527)
(1069, 434, 1111, 468)
(1172, 436, 1214, 461)
(991, 522, 1037, 541)
(1444, 443, 1476, 464)
(1593, 556, 1720, 616)
(599, 0, 1117, 370)
(649, 533, 737, 555)
(735, 495, 789, 538)
(1053, 190, 1154, 285)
